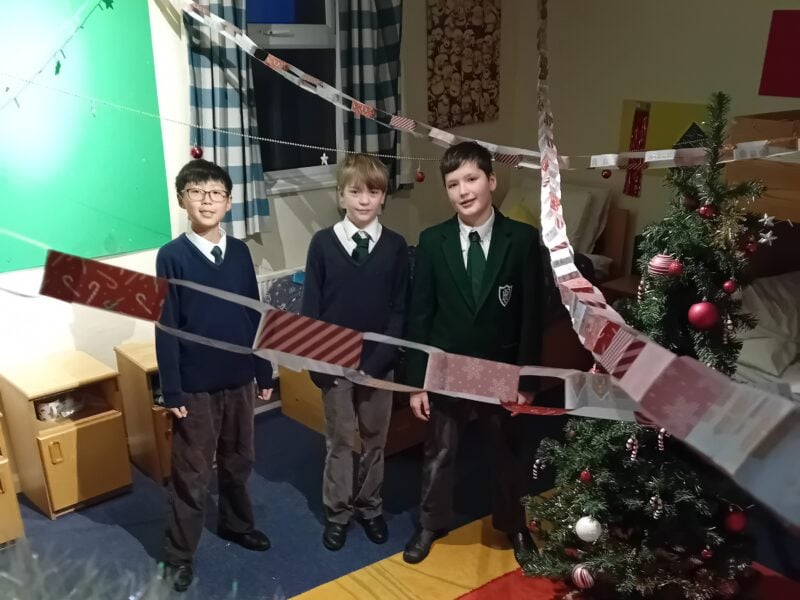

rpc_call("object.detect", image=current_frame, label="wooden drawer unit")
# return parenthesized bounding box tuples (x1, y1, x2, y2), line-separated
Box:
(37, 408, 130, 513)
(115, 342, 172, 483)
(0, 351, 132, 518)
(0, 457, 24, 544)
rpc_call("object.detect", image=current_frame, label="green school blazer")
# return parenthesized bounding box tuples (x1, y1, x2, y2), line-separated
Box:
(405, 210, 545, 390)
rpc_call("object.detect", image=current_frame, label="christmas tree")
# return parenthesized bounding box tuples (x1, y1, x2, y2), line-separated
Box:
(522, 92, 764, 599)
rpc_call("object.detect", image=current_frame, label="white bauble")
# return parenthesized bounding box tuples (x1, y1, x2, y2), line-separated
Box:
(574, 516, 602, 543)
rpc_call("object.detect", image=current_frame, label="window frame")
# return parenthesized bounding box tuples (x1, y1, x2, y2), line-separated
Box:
(247, 0, 343, 195)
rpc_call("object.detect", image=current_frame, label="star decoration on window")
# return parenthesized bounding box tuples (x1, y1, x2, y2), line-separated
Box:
(758, 213, 775, 228)
(101, 0, 114, 9)
(320, 152, 329, 166)
(759, 230, 777, 246)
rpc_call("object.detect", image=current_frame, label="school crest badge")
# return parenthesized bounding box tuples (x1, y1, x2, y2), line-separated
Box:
(498, 284, 512, 307)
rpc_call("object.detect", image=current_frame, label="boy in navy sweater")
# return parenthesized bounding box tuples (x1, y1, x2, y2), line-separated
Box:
(156, 159, 273, 592)
(301, 154, 409, 551)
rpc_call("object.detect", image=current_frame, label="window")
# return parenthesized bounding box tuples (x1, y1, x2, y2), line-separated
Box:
(248, 0, 342, 193)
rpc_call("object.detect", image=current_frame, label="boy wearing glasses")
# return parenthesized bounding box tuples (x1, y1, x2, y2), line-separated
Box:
(156, 159, 273, 592)
(301, 154, 409, 551)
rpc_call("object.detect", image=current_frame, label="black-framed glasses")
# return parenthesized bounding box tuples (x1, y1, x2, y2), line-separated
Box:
(182, 188, 230, 204)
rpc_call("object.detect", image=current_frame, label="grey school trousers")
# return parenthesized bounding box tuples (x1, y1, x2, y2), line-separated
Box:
(164, 382, 256, 565)
(321, 377, 393, 524)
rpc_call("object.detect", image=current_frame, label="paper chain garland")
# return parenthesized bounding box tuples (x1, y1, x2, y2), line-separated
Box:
(39, 237, 800, 529)
(182, 2, 800, 172)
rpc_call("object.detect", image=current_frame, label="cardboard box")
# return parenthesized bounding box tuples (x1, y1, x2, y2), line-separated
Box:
(726, 111, 800, 222)
(728, 110, 800, 144)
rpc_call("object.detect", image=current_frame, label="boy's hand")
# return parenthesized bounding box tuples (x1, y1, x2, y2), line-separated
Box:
(410, 392, 430, 421)
(258, 388, 273, 401)
(169, 406, 188, 419)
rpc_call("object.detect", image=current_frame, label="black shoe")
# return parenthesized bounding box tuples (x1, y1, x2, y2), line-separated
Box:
(323, 522, 348, 551)
(402, 527, 447, 564)
(509, 530, 536, 566)
(164, 563, 193, 593)
(218, 528, 271, 551)
(360, 515, 388, 544)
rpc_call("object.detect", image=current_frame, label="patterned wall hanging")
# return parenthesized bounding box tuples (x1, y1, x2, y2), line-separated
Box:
(427, 0, 502, 128)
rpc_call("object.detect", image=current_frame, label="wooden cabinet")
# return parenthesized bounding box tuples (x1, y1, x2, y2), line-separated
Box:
(0, 411, 24, 543)
(0, 351, 132, 519)
(115, 342, 171, 483)
(279, 367, 426, 456)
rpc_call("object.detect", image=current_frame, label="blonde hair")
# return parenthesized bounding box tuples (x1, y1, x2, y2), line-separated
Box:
(336, 154, 389, 193)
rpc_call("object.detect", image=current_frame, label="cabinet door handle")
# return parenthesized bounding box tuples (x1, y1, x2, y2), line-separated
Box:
(48, 441, 64, 464)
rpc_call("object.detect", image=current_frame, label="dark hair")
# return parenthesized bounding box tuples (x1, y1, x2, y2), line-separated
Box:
(174, 159, 233, 196)
(440, 141, 494, 181)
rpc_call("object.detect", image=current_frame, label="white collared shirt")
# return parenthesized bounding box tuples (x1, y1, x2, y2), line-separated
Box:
(333, 216, 382, 255)
(186, 227, 227, 263)
(458, 208, 495, 267)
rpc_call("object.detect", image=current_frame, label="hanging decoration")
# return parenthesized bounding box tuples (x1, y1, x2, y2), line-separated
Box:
(427, 0, 502, 128)
(623, 102, 650, 197)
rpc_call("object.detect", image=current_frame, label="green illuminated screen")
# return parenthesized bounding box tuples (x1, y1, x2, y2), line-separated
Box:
(0, 0, 170, 273)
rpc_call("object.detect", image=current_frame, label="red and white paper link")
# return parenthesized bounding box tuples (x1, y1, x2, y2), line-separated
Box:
(424, 352, 521, 404)
(40, 251, 168, 321)
(535, 0, 800, 528)
(253, 309, 363, 371)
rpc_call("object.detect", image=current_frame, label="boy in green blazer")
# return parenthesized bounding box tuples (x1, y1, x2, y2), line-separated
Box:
(402, 141, 544, 566)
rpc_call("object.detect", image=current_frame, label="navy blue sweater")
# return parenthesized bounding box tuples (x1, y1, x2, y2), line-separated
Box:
(301, 226, 409, 378)
(155, 234, 272, 408)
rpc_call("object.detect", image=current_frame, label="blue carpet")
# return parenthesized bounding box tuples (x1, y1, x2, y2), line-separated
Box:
(7, 411, 536, 599)
(6, 411, 799, 599)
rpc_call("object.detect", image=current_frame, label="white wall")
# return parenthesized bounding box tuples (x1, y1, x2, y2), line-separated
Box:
(508, 0, 800, 271)
(0, 0, 190, 369)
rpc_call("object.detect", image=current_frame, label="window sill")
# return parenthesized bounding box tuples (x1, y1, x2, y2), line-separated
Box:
(264, 166, 337, 196)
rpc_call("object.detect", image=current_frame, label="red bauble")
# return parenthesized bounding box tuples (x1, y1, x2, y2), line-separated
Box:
(601, 169, 612, 179)
(415, 169, 426, 183)
(647, 253, 675, 276)
(700, 546, 714, 560)
(725, 508, 747, 533)
(722, 279, 738, 294)
(698, 204, 716, 219)
(579, 469, 592, 484)
(190, 145, 203, 159)
(527, 519, 538, 533)
(688, 301, 720, 330)
(744, 241, 759, 254)
(667, 260, 684, 277)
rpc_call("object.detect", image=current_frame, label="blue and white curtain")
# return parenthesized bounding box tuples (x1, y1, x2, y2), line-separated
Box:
(185, 0, 269, 238)
(340, 0, 409, 191)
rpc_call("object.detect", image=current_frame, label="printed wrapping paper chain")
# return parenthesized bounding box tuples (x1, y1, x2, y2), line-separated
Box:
(181, 2, 800, 172)
(36, 244, 800, 528)
(37, 250, 632, 415)
(534, 0, 800, 531)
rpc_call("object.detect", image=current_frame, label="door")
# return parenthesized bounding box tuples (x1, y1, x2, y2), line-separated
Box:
(37, 409, 132, 513)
